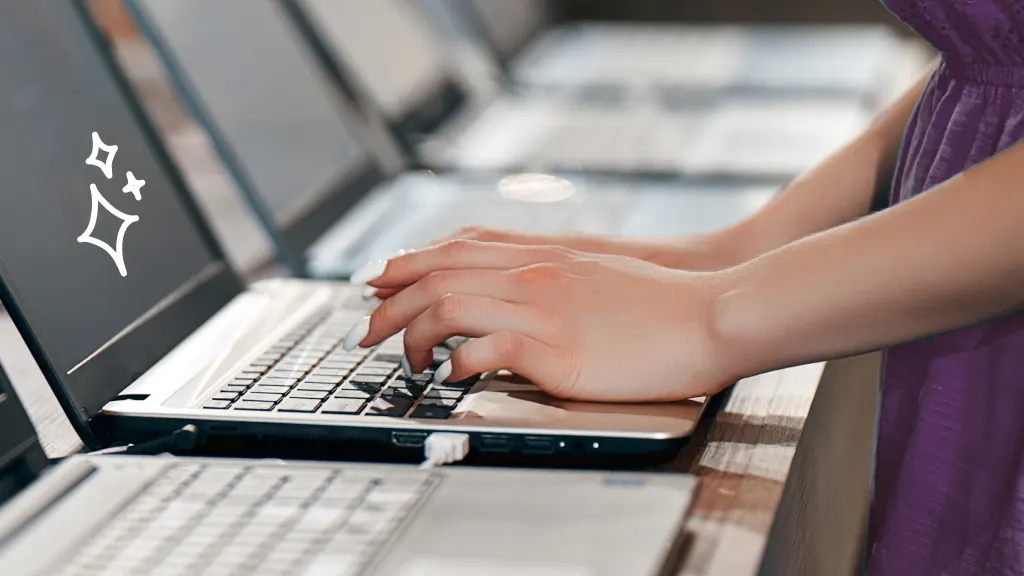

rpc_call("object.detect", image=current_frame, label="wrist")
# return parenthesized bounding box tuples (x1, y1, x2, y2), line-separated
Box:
(703, 264, 780, 384)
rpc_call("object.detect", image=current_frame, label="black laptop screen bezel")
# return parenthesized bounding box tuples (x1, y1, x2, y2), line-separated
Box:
(463, 0, 548, 73)
(0, 2, 242, 446)
(283, 0, 469, 166)
(127, 0, 390, 277)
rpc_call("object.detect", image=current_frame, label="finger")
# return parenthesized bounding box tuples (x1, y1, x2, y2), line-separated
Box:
(352, 240, 574, 289)
(403, 295, 553, 372)
(355, 269, 522, 348)
(441, 332, 576, 398)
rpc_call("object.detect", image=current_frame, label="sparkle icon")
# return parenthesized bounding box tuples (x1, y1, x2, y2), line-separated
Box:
(77, 184, 139, 277)
(122, 171, 145, 201)
(85, 131, 117, 179)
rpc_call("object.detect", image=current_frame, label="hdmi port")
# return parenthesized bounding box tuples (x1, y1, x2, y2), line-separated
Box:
(391, 431, 428, 448)
(479, 434, 512, 453)
(522, 436, 556, 454)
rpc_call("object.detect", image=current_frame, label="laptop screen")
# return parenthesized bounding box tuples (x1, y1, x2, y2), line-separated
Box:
(296, 0, 454, 122)
(134, 0, 375, 236)
(0, 2, 237, 422)
(468, 0, 547, 60)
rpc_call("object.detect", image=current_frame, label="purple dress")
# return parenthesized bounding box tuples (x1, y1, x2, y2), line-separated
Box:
(869, 1, 1024, 574)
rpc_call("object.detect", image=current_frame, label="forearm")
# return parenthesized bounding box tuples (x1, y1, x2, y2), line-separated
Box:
(698, 67, 935, 267)
(713, 139, 1024, 381)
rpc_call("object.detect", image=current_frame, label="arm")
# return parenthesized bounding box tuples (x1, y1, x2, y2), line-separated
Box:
(714, 138, 1024, 382)
(691, 67, 934, 268)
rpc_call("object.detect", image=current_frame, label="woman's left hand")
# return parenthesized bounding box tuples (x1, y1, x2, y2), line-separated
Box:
(345, 240, 736, 403)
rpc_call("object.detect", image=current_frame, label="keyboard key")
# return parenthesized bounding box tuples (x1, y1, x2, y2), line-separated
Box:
(361, 362, 398, 371)
(228, 377, 258, 387)
(265, 370, 308, 380)
(419, 396, 458, 407)
(212, 392, 241, 402)
(288, 390, 330, 400)
(203, 400, 232, 410)
(258, 377, 300, 387)
(409, 405, 452, 419)
(243, 393, 284, 403)
(371, 352, 404, 363)
(354, 367, 393, 377)
(318, 361, 358, 370)
(233, 400, 276, 411)
(239, 371, 264, 380)
(321, 398, 367, 415)
(276, 399, 322, 413)
(303, 374, 346, 385)
(406, 373, 432, 384)
(309, 367, 347, 377)
(220, 385, 249, 394)
(250, 385, 291, 395)
(296, 381, 337, 392)
(350, 374, 389, 385)
(274, 362, 318, 372)
(365, 397, 413, 417)
(424, 388, 462, 400)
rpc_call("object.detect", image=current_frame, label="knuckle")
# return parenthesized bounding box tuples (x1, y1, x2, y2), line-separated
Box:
(420, 270, 450, 296)
(541, 245, 575, 260)
(491, 332, 523, 364)
(455, 225, 490, 240)
(433, 293, 467, 325)
(514, 263, 566, 286)
(440, 238, 476, 258)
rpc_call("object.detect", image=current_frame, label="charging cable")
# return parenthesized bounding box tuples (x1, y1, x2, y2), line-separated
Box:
(420, 432, 470, 469)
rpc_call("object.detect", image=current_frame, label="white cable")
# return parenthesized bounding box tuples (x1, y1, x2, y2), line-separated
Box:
(420, 432, 470, 469)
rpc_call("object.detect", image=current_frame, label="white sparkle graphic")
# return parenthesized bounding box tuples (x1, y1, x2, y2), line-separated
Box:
(122, 171, 145, 201)
(77, 184, 139, 277)
(85, 131, 118, 179)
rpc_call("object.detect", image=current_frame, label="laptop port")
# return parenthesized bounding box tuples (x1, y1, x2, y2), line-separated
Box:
(479, 434, 512, 453)
(522, 436, 557, 454)
(391, 431, 428, 448)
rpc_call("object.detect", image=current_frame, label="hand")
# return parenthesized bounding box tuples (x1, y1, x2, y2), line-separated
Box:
(439, 226, 741, 270)
(345, 240, 735, 403)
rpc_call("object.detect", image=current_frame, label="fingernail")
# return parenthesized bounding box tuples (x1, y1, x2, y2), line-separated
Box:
(350, 259, 387, 286)
(400, 355, 414, 378)
(343, 316, 370, 351)
(361, 286, 377, 300)
(433, 360, 452, 384)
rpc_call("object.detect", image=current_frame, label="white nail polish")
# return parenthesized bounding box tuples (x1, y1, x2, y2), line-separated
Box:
(360, 286, 377, 300)
(343, 316, 370, 351)
(350, 259, 387, 286)
(433, 360, 452, 384)
(400, 355, 414, 378)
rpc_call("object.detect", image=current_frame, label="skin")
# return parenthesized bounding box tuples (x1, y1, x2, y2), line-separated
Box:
(354, 65, 1024, 402)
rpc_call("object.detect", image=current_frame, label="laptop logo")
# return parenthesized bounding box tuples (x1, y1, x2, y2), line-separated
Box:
(78, 132, 143, 277)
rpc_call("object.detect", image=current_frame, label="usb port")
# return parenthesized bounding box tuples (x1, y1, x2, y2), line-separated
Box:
(391, 431, 428, 448)
(522, 436, 557, 454)
(479, 434, 512, 453)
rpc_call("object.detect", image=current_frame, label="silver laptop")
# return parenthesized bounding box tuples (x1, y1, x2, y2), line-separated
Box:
(0, 0, 709, 458)
(183, 0, 867, 179)
(460, 0, 901, 104)
(0, 361, 698, 576)
(125, 0, 779, 279)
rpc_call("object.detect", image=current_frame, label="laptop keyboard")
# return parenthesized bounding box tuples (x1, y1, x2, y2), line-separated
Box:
(50, 463, 436, 576)
(202, 309, 471, 420)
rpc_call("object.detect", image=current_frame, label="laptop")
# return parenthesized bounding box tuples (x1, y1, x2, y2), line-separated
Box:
(178, 0, 869, 179)
(122, 0, 779, 279)
(0, 0, 710, 459)
(459, 0, 903, 105)
(0, 361, 699, 576)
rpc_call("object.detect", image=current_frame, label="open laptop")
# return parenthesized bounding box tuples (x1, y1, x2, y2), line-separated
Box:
(0, 0, 711, 459)
(458, 0, 903, 105)
(171, 0, 869, 179)
(122, 0, 779, 279)
(0, 362, 698, 576)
